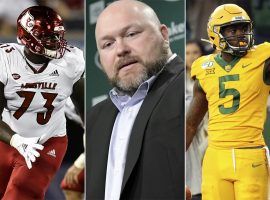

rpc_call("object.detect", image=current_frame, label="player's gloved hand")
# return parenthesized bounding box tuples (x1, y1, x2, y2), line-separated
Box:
(10, 134, 44, 169)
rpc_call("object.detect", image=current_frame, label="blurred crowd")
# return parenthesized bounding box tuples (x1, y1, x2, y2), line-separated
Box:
(187, 0, 270, 44)
(0, 0, 84, 44)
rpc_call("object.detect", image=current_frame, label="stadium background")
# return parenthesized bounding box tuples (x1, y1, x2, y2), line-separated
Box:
(187, 0, 270, 147)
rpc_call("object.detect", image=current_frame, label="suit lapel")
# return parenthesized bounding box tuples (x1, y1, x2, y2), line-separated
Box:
(120, 56, 183, 192)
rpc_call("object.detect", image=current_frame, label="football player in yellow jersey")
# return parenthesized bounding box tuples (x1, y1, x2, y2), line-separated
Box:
(186, 4, 270, 200)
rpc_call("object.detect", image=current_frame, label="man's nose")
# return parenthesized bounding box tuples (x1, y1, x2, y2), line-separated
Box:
(116, 39, 130, 57)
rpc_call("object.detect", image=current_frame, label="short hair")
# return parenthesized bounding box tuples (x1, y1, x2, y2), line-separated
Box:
(186, 39, 206, 56)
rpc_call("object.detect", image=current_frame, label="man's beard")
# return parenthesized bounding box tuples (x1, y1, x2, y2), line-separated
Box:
(109, 44, 169, 95)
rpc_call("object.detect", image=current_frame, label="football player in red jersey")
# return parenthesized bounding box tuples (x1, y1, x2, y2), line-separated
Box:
(0, 6, 84, 200)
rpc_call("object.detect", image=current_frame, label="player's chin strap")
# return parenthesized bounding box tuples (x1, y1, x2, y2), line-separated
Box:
(201, 38, 213, 45)
(201, 38, 217, 51)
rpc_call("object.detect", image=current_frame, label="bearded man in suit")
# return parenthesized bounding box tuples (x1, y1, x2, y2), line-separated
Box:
(86, 0, 185, 199)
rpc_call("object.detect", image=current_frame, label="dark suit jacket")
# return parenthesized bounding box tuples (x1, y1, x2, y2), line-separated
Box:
(86, 56, 185, 199)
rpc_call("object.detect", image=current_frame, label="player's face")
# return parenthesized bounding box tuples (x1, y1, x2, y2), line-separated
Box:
(40, 33, 62, 50)
(221, 23, 251, 48)
(96, 8, 169, 94)
(186, 43, 202, 72)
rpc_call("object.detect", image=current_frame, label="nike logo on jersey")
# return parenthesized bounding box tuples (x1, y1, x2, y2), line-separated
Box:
(242, 63, 252, 68)
(47, 149, 56, 158)
(252, 163, 263, 168)
(49, 70, 59, 76)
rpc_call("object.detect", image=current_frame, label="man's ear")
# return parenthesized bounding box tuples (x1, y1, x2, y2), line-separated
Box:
(160, 24, 169, 42)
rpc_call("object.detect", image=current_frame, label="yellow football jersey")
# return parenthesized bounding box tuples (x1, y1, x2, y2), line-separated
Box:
(191, 42, 270, 148)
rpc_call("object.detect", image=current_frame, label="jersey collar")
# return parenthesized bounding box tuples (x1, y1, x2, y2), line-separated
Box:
(214, 53, 241, 72)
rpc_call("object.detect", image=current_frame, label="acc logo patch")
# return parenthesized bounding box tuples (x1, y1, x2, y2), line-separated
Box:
(12, 73, 21, 80)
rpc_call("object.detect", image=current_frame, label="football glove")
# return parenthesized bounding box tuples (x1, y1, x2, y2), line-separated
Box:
(10, 134, 44, 169)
